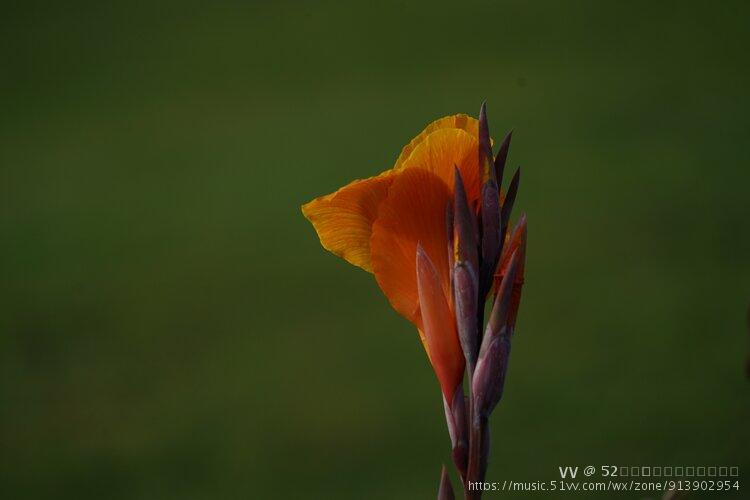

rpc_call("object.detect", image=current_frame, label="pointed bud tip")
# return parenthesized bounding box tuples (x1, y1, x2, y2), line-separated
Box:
(501, 167, 522, 224)
(479, 103, 489, 124)
(500, 130, 513, 145)
(502, 131, 514, 149)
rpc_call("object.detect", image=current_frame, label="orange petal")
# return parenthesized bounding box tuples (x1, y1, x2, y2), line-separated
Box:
(394, 114, 480, 170)
(416, 244, 464, 402)
(400, 128, 482, 208)
(301, 171, 393, 272)
(371, 167, 452, 325)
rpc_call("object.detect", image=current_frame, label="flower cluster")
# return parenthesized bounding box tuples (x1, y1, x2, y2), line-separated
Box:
(302, 104, 527, 499)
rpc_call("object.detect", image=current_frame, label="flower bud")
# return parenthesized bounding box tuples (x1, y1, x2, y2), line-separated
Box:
(453, 261, 479, 373)
(472, 332, 512, 417)
(472, 250, 519, 417)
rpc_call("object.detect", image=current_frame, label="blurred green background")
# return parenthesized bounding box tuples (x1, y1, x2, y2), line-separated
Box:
(2, 1, 749, 498)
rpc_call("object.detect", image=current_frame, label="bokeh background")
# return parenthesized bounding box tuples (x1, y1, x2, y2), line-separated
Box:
(2, 1, 749, 498)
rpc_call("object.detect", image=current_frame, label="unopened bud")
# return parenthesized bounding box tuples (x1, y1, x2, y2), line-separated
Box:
(471, 332, 512, 417)
(453, 262, 479, 373)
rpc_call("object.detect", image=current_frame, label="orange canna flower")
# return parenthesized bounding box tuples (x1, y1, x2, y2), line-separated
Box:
(304, 105, 528, 497)
(302, 114, 485, 403)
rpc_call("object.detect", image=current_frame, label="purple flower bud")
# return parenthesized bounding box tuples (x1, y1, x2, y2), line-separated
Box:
(472, 332, 512, 417)
(472, 251, 520, 417)
(478, 102, 494, 183)
(452, 167, 478, 271)
(477, 97, 503, 301)
(483, 250, 519, 349)
(480, 179, 501, 298)
(453, 262, 479, 373)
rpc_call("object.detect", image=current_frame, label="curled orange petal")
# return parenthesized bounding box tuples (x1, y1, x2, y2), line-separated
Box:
(301, 172, 393, 272)
(394, 114, 480, 170)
